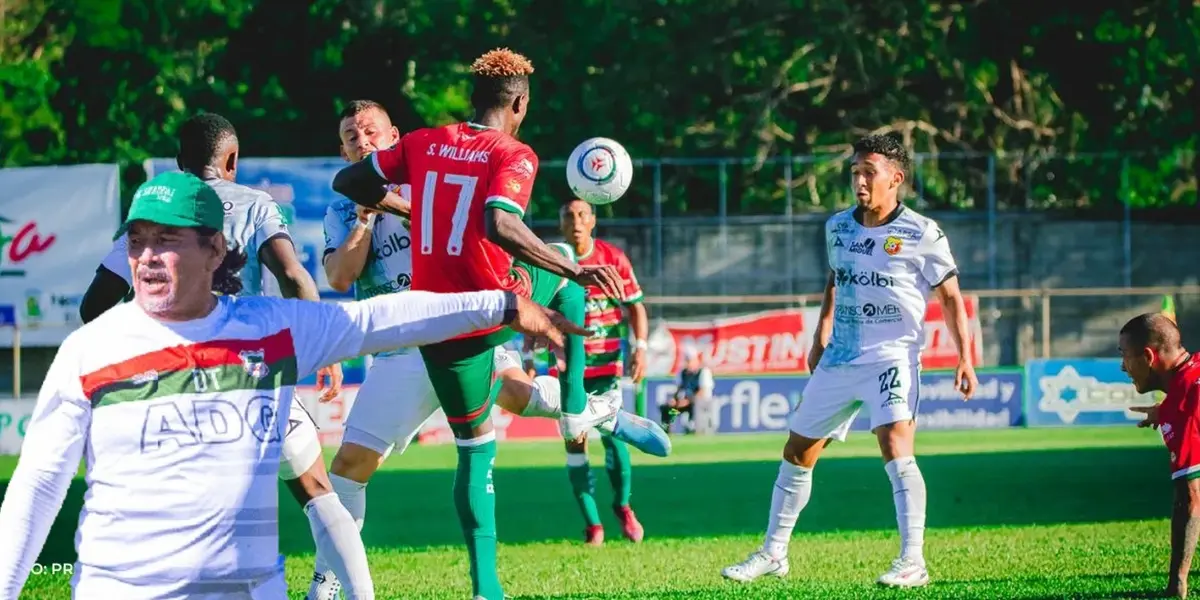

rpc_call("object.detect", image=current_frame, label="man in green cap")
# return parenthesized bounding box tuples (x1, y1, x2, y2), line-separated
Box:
(77, 113, 368, 599)
(0, 170, 587, 600)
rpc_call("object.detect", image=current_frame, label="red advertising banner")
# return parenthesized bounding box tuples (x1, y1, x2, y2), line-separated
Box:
(649, 296, 982, 376)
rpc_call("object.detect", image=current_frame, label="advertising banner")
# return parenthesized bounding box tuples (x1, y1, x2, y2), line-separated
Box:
(646, 296, 983, 377)
(145, 157, 356, 299)
(644, 368, 1021, 435)
(0, 164, 122, 346)
(0, 399, 35, 455)
(1024, 358, 1156, 427)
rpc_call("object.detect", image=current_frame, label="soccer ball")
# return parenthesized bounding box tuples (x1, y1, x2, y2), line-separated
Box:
(566, 137, 633, 205)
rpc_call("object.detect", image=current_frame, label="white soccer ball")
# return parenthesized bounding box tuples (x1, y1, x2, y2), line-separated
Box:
(566, 137, 633, 205)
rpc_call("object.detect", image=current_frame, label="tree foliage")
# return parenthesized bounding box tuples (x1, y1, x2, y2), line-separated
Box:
(1, 0, 1196, 216)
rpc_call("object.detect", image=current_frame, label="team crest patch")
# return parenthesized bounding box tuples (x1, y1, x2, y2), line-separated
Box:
(239, 350, 270, 380)
(884, 236, 903, 256)
(507, 179, 522, 194)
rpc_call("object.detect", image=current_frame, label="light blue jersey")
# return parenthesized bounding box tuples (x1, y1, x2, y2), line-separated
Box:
(322, 192, 414, 358)
(821, 205, 958, 367)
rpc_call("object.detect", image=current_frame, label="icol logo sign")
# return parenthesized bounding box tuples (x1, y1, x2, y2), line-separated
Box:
(1024, 359, 1155, 427)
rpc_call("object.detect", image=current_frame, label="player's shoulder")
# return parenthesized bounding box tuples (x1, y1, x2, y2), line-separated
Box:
(207, 178, 273, 207)
(825, 208, 857, 233)
(325, 197, 358, 221)
(593, 238, 629, 262)
(892, 206, 943, 237)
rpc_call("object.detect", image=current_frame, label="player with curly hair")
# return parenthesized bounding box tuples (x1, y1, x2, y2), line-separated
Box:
(332, 49, 670, 599)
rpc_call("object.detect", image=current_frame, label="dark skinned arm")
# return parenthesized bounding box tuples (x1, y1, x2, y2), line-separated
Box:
(79, 267, 131, 324)
(259, 236, 319, 301)
(331, 160, 410, 217)
(485, 208, 582, 280)
(1169, 477, 1200, 597)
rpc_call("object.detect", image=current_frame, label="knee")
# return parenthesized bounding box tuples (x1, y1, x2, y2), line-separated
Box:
(564, 438, 588, 454)
(782, 432, 825, 469)
(875, 422, 916, 462)
(286, 462, 334, 503)
(331, 443, 385, 483)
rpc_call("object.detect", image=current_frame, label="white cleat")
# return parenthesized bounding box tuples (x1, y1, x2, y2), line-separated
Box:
(877, 557, 930, 588)
(559, 393, 619, 441)
(721, 550, 789, 582)
(306, 570, 342, 600)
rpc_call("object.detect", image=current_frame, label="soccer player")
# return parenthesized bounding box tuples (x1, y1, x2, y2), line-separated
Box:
(76, 113, 373, 596)
(314, 100, 653, 599)
(332, 49, 670, 599)
(557, 198, 649, 545)
(1123, 313, 1200, 600)
(0, 171, 580, 599)
(721, 134, 978, 588)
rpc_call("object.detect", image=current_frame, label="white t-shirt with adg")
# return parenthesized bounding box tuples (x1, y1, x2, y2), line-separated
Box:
(0, 290, 511, 597)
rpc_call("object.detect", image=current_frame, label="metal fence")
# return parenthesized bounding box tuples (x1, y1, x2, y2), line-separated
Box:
(531, 151, 1198, 302)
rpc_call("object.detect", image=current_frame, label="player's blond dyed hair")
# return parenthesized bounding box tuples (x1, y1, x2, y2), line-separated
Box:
(470, 48, 535, 78)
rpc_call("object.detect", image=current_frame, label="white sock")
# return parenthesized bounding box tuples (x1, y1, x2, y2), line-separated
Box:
(305, 492, 374, 600)
(884, 456, 926, 563)
(331, 474, 368, 531)
(521, 375, 562, 418)
(763, 460, 813, 559)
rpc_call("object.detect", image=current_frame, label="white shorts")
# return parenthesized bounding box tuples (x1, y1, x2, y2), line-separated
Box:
(788, 361, 921, 441)
(341, 347, 525, 457)
(279, 395, 322, 481)
(342, 351, 440, 458)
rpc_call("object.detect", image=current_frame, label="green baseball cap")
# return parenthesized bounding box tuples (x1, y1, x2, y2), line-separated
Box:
(125, 171, 224, 231)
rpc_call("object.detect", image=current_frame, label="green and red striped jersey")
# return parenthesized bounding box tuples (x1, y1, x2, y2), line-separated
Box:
(551, 238, 643, 380)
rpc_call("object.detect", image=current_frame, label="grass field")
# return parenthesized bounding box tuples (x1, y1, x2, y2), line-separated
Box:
(0, 426, 1186, 599)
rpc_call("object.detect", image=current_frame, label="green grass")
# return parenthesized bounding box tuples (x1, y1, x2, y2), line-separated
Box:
(1, 427, 1184, 599)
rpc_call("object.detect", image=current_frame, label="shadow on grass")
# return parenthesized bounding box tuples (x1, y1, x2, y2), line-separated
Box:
(1, 445, 1171, 566)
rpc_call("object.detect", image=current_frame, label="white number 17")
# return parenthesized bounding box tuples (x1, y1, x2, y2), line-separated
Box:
(420, 171, 478, 256)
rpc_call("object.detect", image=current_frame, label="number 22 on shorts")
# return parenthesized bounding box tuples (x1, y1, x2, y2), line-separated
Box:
(878, 366, 905, 407)
(420, 170, 478, 256)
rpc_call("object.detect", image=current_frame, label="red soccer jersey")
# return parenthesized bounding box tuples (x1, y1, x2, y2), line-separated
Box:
(549, 239, 644, 380)
(1158, 352, 1200, 480)
(371, 123, 539, 338)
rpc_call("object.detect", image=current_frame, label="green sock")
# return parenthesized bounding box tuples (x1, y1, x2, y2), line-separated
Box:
(566, 452, 602, 527)
(454, 438, 503, 600)
(602, 434, 633, 508)
(551, 282, 587, 416)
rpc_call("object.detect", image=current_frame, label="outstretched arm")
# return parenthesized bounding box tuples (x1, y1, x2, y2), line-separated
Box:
(485, 208, 581, 279)
(331, 158, 411, 217)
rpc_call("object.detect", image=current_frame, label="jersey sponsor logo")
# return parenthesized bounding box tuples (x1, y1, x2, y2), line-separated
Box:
(884, 236, 903, 256)
(371, 231, 411, 262)
(358, 273, 412, 299)
(139, 395, 286, 453)
(886, 226, 922, 240)
(832, 221, 853, 233)
(848, 238, 876, 256)
(833, 237, 845, 248)
(834, 267, 895, 288)
(239, 350, 269, 380)
(835, 302, 902, 323)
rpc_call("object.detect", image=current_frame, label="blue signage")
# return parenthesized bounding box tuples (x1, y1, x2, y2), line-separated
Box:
(645, 368, 1023, 434)
(1024, 358, 1157, 427)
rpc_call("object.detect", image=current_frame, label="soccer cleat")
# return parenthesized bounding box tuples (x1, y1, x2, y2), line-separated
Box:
(721, 550, 789, 582)
(560, 393, 620, 441)
(599, 411, 672, 458)
(306, 571, 341, 600)
(877, 557, 930, 588)
(584, 524, 605, 546)
(614, 505, 644, 542)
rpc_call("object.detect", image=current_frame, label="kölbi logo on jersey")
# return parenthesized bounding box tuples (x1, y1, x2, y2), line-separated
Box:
(834, 268, 894, 288)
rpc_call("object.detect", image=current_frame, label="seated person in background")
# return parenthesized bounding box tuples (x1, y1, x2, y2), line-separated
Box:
(660, 346, 715, 433)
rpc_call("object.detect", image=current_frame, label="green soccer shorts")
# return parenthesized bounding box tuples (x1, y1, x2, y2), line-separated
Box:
(421, 248, 581, 431)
